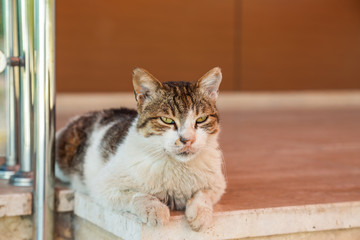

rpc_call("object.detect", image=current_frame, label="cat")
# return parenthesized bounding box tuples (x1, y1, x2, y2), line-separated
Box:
(55, 67, 226, 231)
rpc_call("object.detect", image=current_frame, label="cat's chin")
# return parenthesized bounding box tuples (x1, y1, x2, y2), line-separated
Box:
(163, 148, 196, 163)
(173, 156, 194, 163)
(170, 151, 198, 163)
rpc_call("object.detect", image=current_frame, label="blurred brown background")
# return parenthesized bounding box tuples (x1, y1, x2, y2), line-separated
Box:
(56, 0, 360, 92)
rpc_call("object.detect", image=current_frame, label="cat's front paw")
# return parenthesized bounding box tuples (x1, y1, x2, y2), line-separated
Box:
(133, 195, 170, 227)
(185, 198, 213, 231)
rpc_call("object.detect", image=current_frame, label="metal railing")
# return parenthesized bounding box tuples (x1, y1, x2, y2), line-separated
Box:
(0, 0, 55, 239)
(0, 0, 19, 180)
(9, 0, 34, 186)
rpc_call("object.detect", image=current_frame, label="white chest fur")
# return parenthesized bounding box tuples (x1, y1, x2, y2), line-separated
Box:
(103, 123, 222, 210)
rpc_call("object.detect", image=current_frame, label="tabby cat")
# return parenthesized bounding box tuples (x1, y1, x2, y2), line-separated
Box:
(55, 67, 226, 231)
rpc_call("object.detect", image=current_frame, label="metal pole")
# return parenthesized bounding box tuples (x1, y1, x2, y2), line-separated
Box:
(0, 0, 19, 179)
(33, 0, 55, 238)
(9, 0, 34, 186)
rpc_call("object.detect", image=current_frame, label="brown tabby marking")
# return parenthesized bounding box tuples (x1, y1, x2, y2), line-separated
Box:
(57, 108, 137, 176)
(100, 109, 138, 161)
(56, 113, 97, 177)
(136, 81, 219, 138)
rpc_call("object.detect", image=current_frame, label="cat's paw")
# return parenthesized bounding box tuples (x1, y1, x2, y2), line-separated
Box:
(133, 195, 170, 227)
(185, 198, 213, 231)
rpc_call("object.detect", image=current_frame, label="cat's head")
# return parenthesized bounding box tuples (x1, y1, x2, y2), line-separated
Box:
(132, 67, 221, 163)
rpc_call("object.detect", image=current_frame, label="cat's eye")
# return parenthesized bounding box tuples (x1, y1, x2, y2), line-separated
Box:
(196, 116, 208, 123)
(160, 117, 175, 124)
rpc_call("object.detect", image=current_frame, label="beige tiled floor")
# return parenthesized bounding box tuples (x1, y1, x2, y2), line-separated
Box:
(216, 108, 360, 211)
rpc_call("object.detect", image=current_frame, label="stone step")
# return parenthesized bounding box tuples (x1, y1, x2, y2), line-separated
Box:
(0, 179, 74, 217)
(74, 192, 360, 240)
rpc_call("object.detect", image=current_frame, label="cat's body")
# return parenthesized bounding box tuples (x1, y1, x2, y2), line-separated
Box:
(56, 68, 226, 231)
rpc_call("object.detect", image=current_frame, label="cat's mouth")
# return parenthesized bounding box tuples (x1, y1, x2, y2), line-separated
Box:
(176, 151, 194, 157)
(175, 147, 196, 157)
(165, 147, 197, 161)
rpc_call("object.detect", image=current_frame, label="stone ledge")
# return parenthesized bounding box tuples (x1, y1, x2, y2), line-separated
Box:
(55, 187, 75, 212)
(74, 192, 360, 240)
(0, 192, 32, 217)
(0, 179, 74, 217)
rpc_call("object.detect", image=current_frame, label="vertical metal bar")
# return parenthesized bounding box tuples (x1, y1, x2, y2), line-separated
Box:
(9, 0, 34, 186)
(0, 0, 19, 179)
(18, 0, 34, 172)
(4, 0, 16, 167)
(33, 0, 55, 238)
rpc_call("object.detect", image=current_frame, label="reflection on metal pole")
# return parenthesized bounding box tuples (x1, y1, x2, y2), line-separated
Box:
(9, 0, 34, 186)
(0, 0, 19, 179)
(33, 0, 55, 238)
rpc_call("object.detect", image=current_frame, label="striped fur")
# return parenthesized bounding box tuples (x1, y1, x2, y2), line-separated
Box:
(136, 80, 219, 137)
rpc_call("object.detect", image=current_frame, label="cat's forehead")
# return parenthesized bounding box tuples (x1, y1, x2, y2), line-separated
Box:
(161, 81, 195, 97)
(145, 81, 216, 117)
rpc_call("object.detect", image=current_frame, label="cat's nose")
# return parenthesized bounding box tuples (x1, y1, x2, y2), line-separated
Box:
(179, 136, 195, 145)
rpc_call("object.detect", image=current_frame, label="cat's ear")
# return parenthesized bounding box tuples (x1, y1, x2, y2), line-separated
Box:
(132, 68, 162, 104)
(195, 67, 222, 100)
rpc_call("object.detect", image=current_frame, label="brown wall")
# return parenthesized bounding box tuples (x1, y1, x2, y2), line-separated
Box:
(56, 0, 235, 92)
(240, 0, 360, 91)
(57, 0, 360, 92)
